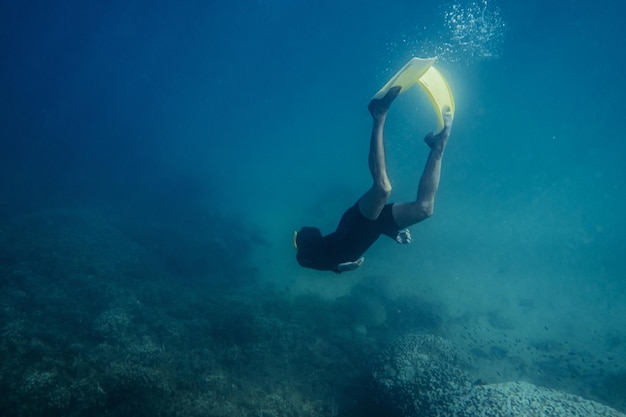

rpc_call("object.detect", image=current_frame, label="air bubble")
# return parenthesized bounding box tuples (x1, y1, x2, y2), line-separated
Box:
(387, 0, 506, 65)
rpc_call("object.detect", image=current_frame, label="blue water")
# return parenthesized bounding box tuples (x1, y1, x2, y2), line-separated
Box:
(1, 0, 625, 416)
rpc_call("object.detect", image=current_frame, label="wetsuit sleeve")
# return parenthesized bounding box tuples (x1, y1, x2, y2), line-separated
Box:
(381, 229, 401, 240)
(320, 234, 344, 273)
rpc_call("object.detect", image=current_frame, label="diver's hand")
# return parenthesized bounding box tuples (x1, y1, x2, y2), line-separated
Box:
(396, 229, 412, 244)
(337, 257, 365, 272)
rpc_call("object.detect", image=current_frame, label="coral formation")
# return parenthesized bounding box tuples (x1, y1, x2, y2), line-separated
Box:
(448, 381, 626, 417)
(1, 208, 625, 416)
(370, 333, 626, 417)
(371, 334, 473, 417)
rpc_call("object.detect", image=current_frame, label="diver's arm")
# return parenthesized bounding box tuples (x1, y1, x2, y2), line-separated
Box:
(336, 257, 365, 273)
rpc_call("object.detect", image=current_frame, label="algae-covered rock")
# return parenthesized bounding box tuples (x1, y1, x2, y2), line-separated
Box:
(371, 334, 626, 417)
(371, 334, 473, 417)
(446, 381, 626, 417)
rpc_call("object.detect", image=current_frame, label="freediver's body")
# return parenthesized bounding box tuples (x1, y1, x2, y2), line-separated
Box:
(295, 86, 453, 273)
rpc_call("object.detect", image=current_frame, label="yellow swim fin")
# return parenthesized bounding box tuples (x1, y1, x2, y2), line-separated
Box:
(417, 65, 455, 133)
(373, 57, 436, 99)
(373, 57, 455, 134)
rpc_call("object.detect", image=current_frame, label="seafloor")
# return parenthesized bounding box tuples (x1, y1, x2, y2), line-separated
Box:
(1, 206, 624, 417)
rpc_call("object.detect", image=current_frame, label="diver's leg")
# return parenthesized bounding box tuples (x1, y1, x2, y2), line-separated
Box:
(392, 107, 453, 229)
(358, 86, 401, 220)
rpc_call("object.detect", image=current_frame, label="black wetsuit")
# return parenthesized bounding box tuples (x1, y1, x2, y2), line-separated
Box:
(296, 201, 401, 273)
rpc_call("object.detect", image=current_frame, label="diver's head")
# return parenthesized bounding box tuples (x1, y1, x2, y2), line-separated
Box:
(294, 226, 323, 269)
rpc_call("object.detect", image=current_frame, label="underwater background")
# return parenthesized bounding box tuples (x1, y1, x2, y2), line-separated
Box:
(1, 0, 625, 416)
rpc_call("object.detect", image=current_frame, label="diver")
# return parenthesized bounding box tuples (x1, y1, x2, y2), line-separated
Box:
(294, 86, 453, 273)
